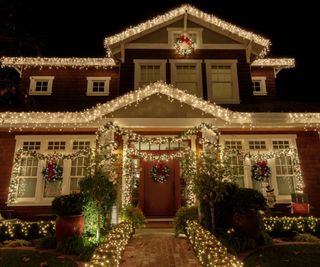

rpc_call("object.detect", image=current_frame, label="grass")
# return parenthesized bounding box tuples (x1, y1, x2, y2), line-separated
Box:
(244, 244, 320, 267)
(0, 249, 78, 267)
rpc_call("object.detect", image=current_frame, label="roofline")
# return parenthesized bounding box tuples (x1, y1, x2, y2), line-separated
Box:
(251, 58, 295, 68)
(104, 4, 271, 57)
(0, 57, 117, 69)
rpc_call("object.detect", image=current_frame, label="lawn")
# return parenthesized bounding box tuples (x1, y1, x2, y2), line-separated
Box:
(0, 249, 78, 267)
(244, 244, 320, 267)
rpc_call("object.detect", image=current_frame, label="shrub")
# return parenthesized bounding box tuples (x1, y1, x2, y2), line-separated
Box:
(56, 235, 84, 255)
(232, 188, 267, 214)
(79, 244, 98, 261)
(294, 233, 320, 243)
(120, 205, 145, 229)
(174, 206, 198, 236)
(36, 235, 57, 249)
(83, 199, 105, 239)
(52, 193, 85, 216)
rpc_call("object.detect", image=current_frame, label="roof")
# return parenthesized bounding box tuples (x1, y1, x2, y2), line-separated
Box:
(104, 4, 271, 57)
(251, 58, 295, 68)
(0, 57, 117, 69)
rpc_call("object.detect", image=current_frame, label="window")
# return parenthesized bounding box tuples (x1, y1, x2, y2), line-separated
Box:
(249, 140, 266, 150)
(134, 60, 166, 89)
(86, 77, 111, 96)
(252, 76, 267, 95)
(225, 141, 245, 187)
(167, 28, 203, 47)
(12, 136, 95, 205)
(170, 60, 202, 96)
(205, 60, 239, 104)
(273, 141, 294, 195)
(29, 76, 54, 95)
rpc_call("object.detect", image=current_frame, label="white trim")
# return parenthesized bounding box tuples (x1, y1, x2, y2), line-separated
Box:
(252, 76, 267, 96)
(134, 59, 167, 90)
(86, 76, 111, 96)
(170, 59, 203, 97)
(124, 43, 246, 50)
(220, 134, 298, 202)
(205, 59, 240, 104)
(29, 76, 54, 95)
(13, 135, 95, 205)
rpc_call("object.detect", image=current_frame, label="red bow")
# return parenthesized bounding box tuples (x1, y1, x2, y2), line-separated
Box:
(47, 162, 54, 181)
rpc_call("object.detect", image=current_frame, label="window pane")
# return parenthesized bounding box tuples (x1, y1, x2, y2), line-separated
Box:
(176, 82, 196, 95)
(44, 180, 62, 197)
(70, 178, 83, 193)
(17, 178, 37, 197)
(277, 176, 294, 195)
(211, 82, 233, 99)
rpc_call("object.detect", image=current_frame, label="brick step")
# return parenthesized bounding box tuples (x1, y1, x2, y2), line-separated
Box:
(145, 217, 174, 228)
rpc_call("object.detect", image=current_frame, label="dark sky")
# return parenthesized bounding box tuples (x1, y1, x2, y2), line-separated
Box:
(1, 0, 319, 100)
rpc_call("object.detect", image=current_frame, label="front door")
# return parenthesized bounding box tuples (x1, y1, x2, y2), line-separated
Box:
(140, 155, 179, 217)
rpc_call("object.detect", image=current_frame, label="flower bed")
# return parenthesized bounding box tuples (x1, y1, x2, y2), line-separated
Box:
(86, 221, 134, 267)
(0, 220, 55, 241)
(186, 220, 243, 267)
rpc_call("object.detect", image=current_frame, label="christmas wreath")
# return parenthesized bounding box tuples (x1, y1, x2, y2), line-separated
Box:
(251, 160, 271, 182)
(174, 33, 195, 56)
(151, 162, 169, 183)
(42, 161, 63, 182)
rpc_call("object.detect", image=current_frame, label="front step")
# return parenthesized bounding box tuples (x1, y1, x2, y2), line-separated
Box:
(145, 217, 174, 228)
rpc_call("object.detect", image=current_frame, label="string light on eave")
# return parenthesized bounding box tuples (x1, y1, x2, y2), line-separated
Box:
(104, 4, 271, 57)
(252, 58, 295, 68)
(0, 57, 117, 70)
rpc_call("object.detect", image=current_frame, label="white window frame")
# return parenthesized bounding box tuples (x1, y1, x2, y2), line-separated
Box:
(170, 59, 203, 97)
(205, 60, 240, 104)
(29, 76, 54, 95)
(134, 59, 166, 90)
(167, 28, 203, 48)
(86, 77, 111, 96)
(252, 76, 267, 96)
(11, 135, 95, 206)
(220, 134, 298, 203)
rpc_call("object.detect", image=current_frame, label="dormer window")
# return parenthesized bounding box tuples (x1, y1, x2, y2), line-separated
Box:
(252, 76, 267, 95)
(86, 77, 111, 96)
(29, 76, 54, 95)
(167, 28, 203, 48)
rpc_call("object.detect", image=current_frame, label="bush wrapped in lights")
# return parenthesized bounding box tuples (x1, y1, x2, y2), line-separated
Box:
(0, 220, 55, 241)
(86, 221, 134, 267)
(186, 220, 243, 267)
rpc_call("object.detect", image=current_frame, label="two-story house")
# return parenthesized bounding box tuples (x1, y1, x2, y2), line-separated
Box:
(1, 5, 319, 220)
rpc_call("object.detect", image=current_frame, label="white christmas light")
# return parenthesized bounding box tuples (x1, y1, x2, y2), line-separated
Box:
(104, 4, 271, 57)
(252, 58, 295, 68)
(0, 57, 117, 69)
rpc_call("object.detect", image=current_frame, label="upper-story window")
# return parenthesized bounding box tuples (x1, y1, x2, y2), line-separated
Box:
(167, 28, 203, 48)
(252, 76, 267, 96)
(29, 76, 54, 95)
(86, 77, 111, 96)
(205, 60, 240, 104)
(170, 60, 202, 96)
(134, 59, 166, 89)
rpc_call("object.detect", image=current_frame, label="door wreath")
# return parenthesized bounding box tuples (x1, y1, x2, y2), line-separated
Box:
(151, 162, 169, 183)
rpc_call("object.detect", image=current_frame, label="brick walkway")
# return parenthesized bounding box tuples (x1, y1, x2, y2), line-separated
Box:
(120, 229, 201, 267)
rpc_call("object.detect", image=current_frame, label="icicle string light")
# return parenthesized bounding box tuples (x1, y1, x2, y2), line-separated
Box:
(252, 58, 295, 68)
(104, 4, 270, 57)
(0, 81, 252, 128)
(0, 57, 117, 69)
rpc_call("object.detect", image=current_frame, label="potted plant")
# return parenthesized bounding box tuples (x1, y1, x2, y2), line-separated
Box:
(52, 193, 85, 241)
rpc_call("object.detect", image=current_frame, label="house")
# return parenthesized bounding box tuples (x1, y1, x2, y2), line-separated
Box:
(1, 4, 320, 220)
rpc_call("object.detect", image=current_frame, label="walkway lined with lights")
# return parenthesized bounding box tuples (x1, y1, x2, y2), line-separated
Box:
(120, 229, 201, 267)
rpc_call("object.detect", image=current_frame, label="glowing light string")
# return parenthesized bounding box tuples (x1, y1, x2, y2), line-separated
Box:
(252, 58, 295, 68)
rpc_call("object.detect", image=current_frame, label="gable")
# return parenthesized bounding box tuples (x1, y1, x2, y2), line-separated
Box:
(130, 19, 240, 45)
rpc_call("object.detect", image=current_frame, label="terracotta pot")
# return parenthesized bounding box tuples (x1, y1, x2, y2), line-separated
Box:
(55, 214, 84, 241)
(232, 210, 262, 238)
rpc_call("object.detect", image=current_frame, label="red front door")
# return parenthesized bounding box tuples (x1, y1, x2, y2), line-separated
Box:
(140, 155, 180, 217)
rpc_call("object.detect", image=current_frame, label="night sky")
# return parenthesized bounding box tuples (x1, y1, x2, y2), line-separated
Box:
(1, 0, 319, 101)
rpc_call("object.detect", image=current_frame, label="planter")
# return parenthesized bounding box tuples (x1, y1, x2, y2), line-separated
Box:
(55, 214, 84, 241)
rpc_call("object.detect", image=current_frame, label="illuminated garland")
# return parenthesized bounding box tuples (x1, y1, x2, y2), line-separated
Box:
(0, 81, 252, 129)
(251, 160, 271, 182)
(0, 57, 116, 69)
(86, 221, 134, 267)
(252, 58, 295, 68)
(174, 34, 195, 56)
(186, 220, 243, 267)
(104, 4, 270, 57)
(151, 162, 169, 183)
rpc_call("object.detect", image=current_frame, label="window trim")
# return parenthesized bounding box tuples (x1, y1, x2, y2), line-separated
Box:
(29, 76, 54, 95)
(11, 135, 95, 206)
(252, 76, 267, 96)
(167, 27, 203, 48)
(220, 134, 298, 203)
(205, 59, 240, 104)
(86, 77, 111, 96)
(133, 59, 167, 90)
(169, 59, 203, 97)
